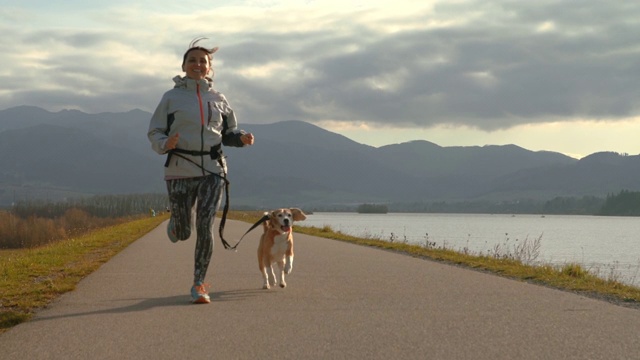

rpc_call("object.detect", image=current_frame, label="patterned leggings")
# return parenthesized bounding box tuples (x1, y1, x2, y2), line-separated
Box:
(166, 174, 223, 284)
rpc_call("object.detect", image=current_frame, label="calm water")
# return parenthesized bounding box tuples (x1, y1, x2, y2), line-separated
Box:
(301, 212, 640, 287)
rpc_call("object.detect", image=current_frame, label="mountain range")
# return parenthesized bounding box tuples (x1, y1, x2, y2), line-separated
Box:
(1, 105, 639, 210)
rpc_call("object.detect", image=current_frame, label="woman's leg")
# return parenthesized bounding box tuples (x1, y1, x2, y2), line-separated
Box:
(193, 174, 224, 284)
(166, 178, 197, 240)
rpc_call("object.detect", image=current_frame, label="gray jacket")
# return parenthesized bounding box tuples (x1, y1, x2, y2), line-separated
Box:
(148, 76, 247, 179)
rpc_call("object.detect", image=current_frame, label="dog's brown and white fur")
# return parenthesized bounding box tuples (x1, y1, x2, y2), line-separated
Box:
(257, 208, 306, 289)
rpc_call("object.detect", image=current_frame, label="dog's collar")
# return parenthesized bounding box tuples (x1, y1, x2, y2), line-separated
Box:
(269, 227, 292, 236)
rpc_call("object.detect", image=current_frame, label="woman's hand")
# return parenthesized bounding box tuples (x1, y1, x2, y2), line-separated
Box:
(165, 133, 179, 150)
(241, 133, 255, 146)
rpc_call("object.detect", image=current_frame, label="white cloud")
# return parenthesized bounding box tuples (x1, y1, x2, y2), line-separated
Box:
(2, 0, 640, 157)
(536, 21, 556, 33)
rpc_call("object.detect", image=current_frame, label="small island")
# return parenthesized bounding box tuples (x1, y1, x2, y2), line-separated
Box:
(357, 203, 388, 214)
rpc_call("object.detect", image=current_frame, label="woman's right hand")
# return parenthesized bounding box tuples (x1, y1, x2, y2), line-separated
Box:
(165, 133, 179, 150)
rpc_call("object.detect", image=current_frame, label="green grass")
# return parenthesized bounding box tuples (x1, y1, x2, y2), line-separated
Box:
(228, 211, 640, 306)
(2, 210, 639, 334)
(0, 214, 169, 333)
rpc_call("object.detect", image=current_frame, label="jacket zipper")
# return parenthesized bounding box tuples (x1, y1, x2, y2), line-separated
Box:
(196, 82, 205, 176)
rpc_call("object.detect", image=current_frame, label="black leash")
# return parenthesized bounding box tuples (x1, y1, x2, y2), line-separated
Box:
(165, 148, 264, 251)
(220, 213, 270, 251)
(214, 157, 271, 251)
(217, 175, 234, 250)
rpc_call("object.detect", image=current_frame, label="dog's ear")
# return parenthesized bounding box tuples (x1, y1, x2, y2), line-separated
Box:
(264, 211, 274, 224)
(290, 208, 307, 221)
(262, 211, 275, 228)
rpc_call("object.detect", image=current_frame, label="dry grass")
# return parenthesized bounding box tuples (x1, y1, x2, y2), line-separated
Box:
(2, 209, 638, 334)
(0, 213, 168, 333)
(0, 209, 127, 249)
(291, 222, 640, 306)
(227, 211, 640, 307)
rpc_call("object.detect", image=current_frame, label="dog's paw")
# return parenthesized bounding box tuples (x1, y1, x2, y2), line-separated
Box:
(263, 283, 270, 290)
(279, 281, 286, 288)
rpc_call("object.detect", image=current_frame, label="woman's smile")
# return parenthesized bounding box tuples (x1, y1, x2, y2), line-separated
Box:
(184, 49, 210, 80)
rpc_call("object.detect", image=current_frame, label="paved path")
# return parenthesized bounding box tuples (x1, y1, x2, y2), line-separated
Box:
(2, 219, 640, 359)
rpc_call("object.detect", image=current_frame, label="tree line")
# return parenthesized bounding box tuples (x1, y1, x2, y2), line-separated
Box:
(599, 190, 640, 216)
(10, 193, 169, 219)
(314, 191, 640, 216)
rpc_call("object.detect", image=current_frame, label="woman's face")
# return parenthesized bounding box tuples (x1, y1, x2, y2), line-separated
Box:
(183, 49, 211, 80)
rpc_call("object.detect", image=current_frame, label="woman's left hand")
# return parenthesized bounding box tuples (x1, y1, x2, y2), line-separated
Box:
(241, 133, 255, 145)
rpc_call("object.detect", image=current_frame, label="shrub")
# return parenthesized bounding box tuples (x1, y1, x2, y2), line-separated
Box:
(0, 212, 66, 249)
(0, 209, 128, 249)
(561, 263, 587, 278)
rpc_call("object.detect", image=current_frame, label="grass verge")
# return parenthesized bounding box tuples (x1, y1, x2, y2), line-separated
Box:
(2, 210, 639, 335)
(0, 214, 168, 333)
(229, 211, 640, 308)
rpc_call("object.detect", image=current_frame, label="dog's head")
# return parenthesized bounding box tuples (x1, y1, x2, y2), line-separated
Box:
(267, 208, 307, 233)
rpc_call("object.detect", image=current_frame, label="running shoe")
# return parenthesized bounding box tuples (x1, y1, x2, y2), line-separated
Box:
(167, 217, 179, 243)
(191, 282, 211, 304)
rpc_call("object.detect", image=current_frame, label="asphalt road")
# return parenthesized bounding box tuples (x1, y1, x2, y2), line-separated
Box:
(1, 219, 639, 360)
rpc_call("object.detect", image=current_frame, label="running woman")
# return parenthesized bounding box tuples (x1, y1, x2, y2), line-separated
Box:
(148, 37, 255, 304)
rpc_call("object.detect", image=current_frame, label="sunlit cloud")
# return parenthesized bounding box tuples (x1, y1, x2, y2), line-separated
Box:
(3, 1, 640, 157)
(536, 21, 556, 33)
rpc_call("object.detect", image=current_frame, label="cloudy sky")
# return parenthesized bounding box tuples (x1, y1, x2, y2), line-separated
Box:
(1, 0, 639, 159)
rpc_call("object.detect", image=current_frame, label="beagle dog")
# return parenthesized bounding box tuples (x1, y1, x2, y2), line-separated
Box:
(257, 208, 307, 289)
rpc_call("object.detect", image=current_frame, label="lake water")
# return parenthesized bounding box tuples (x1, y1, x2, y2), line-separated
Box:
(301, 212, 640, 287)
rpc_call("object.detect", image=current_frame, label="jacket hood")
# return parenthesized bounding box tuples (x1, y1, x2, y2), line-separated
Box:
(172, 75, 213, 90)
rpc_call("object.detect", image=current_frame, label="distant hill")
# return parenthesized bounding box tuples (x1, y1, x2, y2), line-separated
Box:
(0, 123, 165, 195)
(1, 106, 639, 210)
